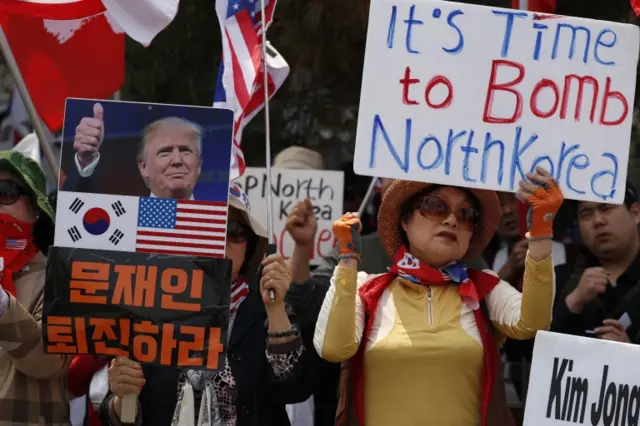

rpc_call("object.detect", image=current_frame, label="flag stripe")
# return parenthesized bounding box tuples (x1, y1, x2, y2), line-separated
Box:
(137, 231, 225, 242)
(137, 246, 226, 257)
(174, 223, 227, 231)
(138, 228, 226, 238)
(136, 237, 225, 250)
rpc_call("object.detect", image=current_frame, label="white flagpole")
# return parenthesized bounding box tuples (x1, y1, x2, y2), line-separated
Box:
(0, 25, 58, 184)
(260, 0, 276, 302)
(357, 177, 379, 216)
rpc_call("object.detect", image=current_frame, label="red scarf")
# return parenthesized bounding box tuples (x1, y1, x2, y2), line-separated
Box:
(0, 213, 37, 296)
(349, 246, 501, 426)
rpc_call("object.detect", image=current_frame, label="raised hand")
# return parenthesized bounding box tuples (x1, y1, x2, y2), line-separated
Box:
(74, 102, 104, 167)
(517, 167, 564, 239)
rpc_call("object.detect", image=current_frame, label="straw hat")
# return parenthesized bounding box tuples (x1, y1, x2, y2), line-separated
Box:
(377, 180, 502, 261)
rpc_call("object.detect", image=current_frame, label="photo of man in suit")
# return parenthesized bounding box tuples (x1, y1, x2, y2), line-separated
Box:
(63, 102, 202, 200)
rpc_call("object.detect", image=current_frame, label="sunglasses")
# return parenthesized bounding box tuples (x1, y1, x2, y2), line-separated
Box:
(417, 196, 479, 231)
(0, 180, 28, 206)
(227, 219, 249, 244)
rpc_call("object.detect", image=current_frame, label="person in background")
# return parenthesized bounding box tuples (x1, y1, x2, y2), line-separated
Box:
(68, 355, 111, 426)
(100, 186, 312, 426)
(314, 168, 562, 426)
(552, 181, 640, 345)
(489, 191, 567, 404)
(0, 151, 70, 426)
(273, 146, 323, 170)
(491, 192, 567, 282)
(272, 144, 323, 426)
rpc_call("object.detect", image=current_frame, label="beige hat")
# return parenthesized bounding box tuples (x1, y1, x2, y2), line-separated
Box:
(273, 146, 323, 170)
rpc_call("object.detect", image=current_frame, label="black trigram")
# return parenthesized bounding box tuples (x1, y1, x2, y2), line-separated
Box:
(67, 226, 82, 242)
(109, 229, 124, 245)
(69, 198, 84, 214)
(111, 201, 126, 217)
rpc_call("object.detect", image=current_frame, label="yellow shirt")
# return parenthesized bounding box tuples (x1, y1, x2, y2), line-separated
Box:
(313, 255, 554, 426)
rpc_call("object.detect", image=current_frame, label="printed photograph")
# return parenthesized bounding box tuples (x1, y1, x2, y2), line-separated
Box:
(58, 98, 233, 201)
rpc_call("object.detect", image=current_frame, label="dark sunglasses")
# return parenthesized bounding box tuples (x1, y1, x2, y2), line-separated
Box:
(0, 180, 28, 206)
(227, 219, 249, 244)
(417, 196, 479, 231)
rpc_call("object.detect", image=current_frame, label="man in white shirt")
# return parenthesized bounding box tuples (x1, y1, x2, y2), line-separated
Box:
(66, 102, 202, 200)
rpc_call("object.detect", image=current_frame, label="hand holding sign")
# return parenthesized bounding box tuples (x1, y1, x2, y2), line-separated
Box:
(108, 356, 145, 422)
(517, 167, 564, 239)
(74, 102, 104, 167)
(260, 254, 291, 308)
(285, 199, 318, 248)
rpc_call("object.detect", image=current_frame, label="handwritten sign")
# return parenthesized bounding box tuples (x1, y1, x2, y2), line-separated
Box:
(524, 331, 640, 425)
(234, 167, 344, 264)
(43, 247, 232, 370)
(354, 0, 640, 203)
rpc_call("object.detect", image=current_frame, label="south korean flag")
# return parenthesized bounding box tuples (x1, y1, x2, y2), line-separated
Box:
(54, 191, 139, 252)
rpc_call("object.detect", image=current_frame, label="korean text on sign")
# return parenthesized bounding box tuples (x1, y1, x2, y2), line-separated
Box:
(43, 247, 232, 370)
(354, 0, 640, 203)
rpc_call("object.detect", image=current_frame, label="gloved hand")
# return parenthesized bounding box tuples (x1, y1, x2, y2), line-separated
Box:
(517, 167, 564, 239)
(332, 213, 362, 263)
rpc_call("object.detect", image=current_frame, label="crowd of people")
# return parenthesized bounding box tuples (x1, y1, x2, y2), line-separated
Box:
(0, 137, 639, 426)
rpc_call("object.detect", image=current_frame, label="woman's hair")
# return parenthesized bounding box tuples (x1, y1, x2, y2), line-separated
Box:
(397, 185, 481, 249)
(231, 207, 258, 277)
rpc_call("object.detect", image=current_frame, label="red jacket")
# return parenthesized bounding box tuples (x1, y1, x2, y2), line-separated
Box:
(68, 355, 110, 426)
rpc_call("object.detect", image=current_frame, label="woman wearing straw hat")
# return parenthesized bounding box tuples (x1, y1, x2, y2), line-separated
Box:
(313, 167, 563, 426)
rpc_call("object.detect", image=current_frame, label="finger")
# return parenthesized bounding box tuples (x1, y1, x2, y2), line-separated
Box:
(286, 216, 305, 228)
(79, 117, 103, 129)
(111, 374, 146, 389)
(602, 319, 625, 331)
(113, 356, 142, 370)
(111, 364, 144, 378)
(262, 262, 285, 278)
(76, 141, 99, 152)
(518, 180, 539, 194)
(597, 333, 622, 342)
(526, 171, 553, 186)
(261, 253, 284, 266)
(534, 166, 552, 177)
(304, 198, 313, 213)
(263, 270, 289, 284)
(594, 326, 617, 335)
(93, 103, 104, 121)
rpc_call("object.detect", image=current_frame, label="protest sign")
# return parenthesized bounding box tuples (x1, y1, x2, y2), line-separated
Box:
(354, 0, 640, 203)
(524, 331, 640, 425)
(54, 98, 233, 258)
(43, 247, 232, 370)
(233, 167, 344, 264)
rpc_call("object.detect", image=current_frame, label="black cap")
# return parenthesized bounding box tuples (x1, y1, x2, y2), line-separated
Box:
(623, 180, 638, 207)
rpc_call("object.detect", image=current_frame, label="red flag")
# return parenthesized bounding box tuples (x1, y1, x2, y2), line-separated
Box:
(512, 0, 556, 13)
(0, 0, 105, 19)
(0, 12, 124, 132)
(631, 0, 640, 16)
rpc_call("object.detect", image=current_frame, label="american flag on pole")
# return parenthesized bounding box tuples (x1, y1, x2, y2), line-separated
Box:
(136, 197, 228, 258)
(214, 0, 288, 180)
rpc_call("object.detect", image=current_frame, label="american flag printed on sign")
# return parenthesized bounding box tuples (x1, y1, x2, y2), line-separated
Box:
(136, 197, 228, 258)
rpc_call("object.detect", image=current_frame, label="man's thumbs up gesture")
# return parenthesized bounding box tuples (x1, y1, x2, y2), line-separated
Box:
(74, 102, 104, 168)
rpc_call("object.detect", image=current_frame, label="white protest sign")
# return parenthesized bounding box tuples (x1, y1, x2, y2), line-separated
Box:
(234, 168, 344, 264)
(354, 0, 640, 203)
(524, 331, 640, 425)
